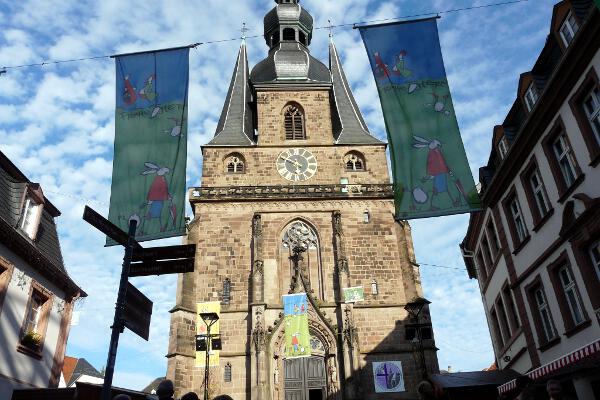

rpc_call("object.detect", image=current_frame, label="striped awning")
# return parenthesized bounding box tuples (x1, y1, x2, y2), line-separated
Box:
(498, 338, 600, 394)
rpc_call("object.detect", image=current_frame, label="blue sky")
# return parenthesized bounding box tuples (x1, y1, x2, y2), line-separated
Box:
(0, 0, 558, 391)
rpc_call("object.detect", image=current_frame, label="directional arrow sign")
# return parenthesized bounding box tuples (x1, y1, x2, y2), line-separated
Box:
(131, 244, 196, 262)
(123, 283, 153, 341)
(129, 258, 195, 277)
(83, 206, 141, 249)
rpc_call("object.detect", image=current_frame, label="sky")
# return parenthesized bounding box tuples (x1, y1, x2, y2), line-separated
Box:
(0, 0, 560, 391)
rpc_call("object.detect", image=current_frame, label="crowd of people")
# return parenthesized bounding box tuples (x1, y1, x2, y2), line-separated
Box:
(111, 379, 232, 400)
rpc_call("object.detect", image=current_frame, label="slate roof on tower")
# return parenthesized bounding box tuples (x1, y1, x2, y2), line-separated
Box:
(208, 41, 255, 146)
(329, 40, 383, 145)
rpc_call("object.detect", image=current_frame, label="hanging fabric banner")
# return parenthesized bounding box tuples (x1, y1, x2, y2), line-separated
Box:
(196, 301, 221, 367)
(283, 293, 311, 358)
(107, 47, 189, 245)
(359, 18, 480, 220)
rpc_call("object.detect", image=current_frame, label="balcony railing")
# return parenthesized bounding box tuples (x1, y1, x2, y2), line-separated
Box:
(190, 184, 394, 201)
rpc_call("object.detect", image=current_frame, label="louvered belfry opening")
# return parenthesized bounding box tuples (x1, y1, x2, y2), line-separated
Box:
(284, 103, 306, 140)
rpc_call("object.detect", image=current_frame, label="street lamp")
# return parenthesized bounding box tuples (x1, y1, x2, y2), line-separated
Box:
(200, 312, 220, 400)
(404, 297, 431, 380)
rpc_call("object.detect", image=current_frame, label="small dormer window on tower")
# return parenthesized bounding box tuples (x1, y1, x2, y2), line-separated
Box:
(284, 103, 306, 140)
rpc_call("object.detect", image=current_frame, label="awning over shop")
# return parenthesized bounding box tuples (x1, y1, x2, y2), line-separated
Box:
(498, 338, 600, 394)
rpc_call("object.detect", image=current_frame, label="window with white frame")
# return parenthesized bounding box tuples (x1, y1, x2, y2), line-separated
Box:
(582, 87, 600, 146)
(529, 168, 551, 217)
(534, 287, 557, 343)
(498, 136, 509, 160)
(552, 134, 578, 187)
(509, 197, 528, 243)
(19, 196, 41, 239)
(558, 266, 585, 326)
(524, 84, 539, 112)
(486, 218, 500, 256)
(590, 241, 600, 281)
(559, 12, 580, 48)
(24, 292, 45, 335)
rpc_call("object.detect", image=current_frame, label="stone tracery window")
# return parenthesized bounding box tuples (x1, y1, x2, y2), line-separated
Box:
(282, 221, 318, 251)
(280, 220, 324, 300)
(284, 103, 306, 140)
(344, 152, 366, 171)
(225, 153, 245, 174)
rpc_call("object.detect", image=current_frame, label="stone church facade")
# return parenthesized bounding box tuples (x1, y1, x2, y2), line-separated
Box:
(167, 1, 439, 399)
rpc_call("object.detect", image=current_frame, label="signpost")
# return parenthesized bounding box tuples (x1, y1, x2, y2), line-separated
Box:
(123, 283, 153, 341)
(129, 258, 195, 277)
(82, 206, 195, 400)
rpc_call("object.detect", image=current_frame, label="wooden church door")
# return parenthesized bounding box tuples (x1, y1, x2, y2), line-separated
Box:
(284, 357, 326, 400)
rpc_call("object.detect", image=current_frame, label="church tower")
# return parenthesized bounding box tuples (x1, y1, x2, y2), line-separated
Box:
(167, 1, 439, 399)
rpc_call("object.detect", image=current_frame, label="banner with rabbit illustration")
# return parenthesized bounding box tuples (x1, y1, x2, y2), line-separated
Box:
(283, 293, 311, 358)
(107, 47, 189, 245)
(359, 18, 480, 220)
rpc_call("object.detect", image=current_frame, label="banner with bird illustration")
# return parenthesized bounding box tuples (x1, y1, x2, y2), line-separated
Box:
(283, 293, 311, 358)
(107, 47, 189, 245)
(359, 18, 480, 220)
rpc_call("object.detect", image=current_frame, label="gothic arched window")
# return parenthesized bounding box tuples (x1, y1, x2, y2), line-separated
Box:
(225, 153, 245, 174)
(284, 103, 306, 140)
(281, 220, 324, 300)
(344, 152, 366, 171)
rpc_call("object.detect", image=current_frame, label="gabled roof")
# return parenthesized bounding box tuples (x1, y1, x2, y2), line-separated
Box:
(208, 41, 255, 146)
(66, 357, 104, 387)
(329, 40, 383, 145)
(0, 151, 85, 298)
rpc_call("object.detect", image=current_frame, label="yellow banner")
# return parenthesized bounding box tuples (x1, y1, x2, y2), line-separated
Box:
(196, 301, 220, 367)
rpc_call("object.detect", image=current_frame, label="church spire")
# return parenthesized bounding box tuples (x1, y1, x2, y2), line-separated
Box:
(329, 39, 383, 145)
(208, 41, 255, 146)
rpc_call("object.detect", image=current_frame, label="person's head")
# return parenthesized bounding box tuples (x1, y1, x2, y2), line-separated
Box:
(547, 380, 563, 398)
(156, 379, 175, 399)
(417, 381, 435, 399)
(113, 395, 132, 400)
(180, 393, 200, 400)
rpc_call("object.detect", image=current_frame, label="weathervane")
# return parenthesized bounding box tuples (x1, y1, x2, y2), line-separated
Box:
(328, 19, 334, 38)
(241, 22, 249, 40)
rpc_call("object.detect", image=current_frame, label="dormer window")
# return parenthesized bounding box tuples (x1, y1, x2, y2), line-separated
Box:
(19, 186, 44, 240)
(498, 136, 509, 160)
(559, 12, 579, 48)
(524, 83, 539, 112)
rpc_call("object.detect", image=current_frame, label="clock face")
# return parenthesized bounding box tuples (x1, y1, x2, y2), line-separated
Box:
(276, 148, 318, 182)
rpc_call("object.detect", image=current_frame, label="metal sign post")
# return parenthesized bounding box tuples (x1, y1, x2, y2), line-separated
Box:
(82, 205, 195, 400)
(101, 218, 137, 400)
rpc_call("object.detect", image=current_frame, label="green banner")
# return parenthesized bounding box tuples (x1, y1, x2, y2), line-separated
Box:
(359, 19, 480, 220)
(107, 48, 189, 244)
(283, 294, 311, 358)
